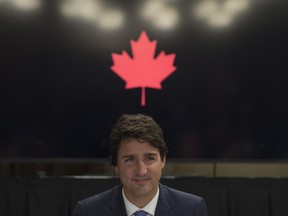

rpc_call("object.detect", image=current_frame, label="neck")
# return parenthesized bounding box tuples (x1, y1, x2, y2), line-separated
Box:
(123, 186, 158, 208)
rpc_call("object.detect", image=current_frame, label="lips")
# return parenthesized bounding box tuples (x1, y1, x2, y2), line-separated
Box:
(133, 178, 149, 184)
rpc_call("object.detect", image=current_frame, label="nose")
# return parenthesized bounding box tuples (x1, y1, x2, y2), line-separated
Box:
(135, 160, 147, 176)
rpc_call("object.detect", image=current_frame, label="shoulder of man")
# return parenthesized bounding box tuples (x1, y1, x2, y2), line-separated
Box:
(79, 185, 122, 206)
(159, 183, 205, 204)
(73, 185, 123, 216)
(158, 184, 208, 215)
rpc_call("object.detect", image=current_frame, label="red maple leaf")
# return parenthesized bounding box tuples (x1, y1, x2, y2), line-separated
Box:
(111, 31, 176, 106)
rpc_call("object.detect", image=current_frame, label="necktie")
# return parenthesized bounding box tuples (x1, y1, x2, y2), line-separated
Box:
(134, 210, 146, 216)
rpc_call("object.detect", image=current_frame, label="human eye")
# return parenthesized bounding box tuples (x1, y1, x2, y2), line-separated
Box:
(124, 156, 134, 163)
(147, 156, 156, 161)
(145, 154, 157, 163)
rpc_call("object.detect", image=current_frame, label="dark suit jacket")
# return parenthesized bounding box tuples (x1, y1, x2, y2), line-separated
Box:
(73, 183, 208, 216)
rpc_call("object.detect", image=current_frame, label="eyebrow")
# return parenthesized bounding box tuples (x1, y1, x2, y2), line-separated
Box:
(144, 153, 158, 157)
(120, 153, 158, 159)
(121, 155, 134, 159)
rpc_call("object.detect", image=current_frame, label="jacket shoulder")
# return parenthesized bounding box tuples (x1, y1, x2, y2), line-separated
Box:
(73, 186, 123, 216)
(162, 184, 204, 202)
(158, 184, 208, 216)
(80, 187, 114, 206)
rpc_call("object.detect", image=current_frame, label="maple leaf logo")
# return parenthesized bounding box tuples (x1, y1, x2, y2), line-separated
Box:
(111, 31, 176, 106)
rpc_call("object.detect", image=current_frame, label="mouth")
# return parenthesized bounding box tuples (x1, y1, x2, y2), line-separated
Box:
(133, 178, 150, 184)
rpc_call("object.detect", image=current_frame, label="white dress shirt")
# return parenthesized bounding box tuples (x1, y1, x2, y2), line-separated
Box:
(122, 187, 159, 216)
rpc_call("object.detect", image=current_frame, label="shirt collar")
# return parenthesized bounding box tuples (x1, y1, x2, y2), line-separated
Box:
(122, 187, 159, 216)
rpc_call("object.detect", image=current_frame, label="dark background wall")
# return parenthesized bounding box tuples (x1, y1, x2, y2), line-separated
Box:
(0, 0, 288, 161)
(1, 2, 288, 216)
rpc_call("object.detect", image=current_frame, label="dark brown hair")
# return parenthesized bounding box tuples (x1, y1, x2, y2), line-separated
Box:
(109, 113, 168, 166)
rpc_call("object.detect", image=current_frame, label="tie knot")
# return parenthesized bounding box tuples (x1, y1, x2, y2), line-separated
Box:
(134, 210, 146, 216)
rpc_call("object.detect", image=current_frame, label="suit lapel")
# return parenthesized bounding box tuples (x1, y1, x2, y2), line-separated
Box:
(105, 184, 178, 216)
(105, 185, 127, 216)
(155, 184, 177, 216)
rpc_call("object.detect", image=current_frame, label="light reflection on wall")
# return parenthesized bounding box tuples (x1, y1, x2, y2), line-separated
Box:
(0, 0, 256, 30)
(59, 0, 125, 30)
(193, 0, 251, 28)
(140, 0, 180, 30)
(0, 0, 42, 11)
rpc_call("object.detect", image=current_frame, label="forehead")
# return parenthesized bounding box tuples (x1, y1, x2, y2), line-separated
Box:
(118, 138, 159, 155)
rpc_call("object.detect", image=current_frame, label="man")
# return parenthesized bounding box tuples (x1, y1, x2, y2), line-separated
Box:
(73, 113, 208, 216)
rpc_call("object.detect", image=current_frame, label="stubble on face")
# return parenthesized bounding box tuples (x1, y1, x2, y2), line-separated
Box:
(115, 138, 165, 207)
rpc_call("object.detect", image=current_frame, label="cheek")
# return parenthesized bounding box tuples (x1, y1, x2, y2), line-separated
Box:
(117, 166, 133, 177)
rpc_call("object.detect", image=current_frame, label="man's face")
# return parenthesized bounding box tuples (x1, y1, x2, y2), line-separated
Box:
(115, 138, 165, 204)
